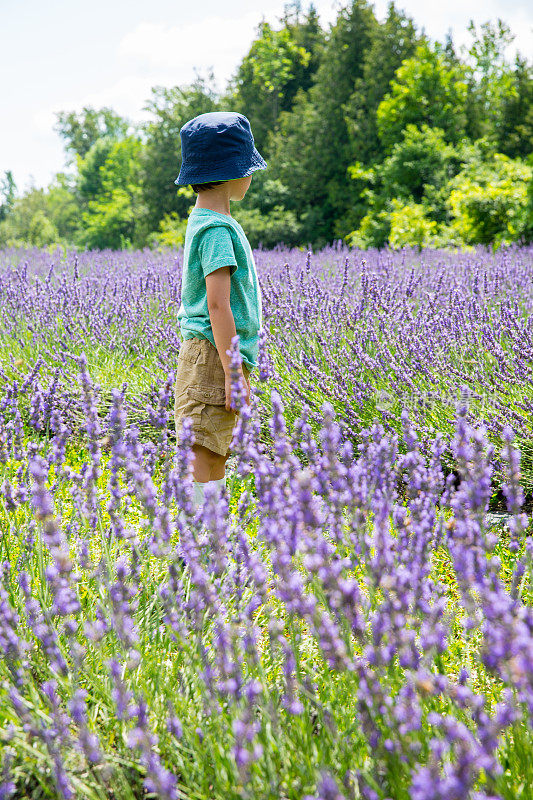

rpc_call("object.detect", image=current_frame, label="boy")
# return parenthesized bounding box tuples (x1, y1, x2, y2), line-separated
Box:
(173, 111, 267, 510)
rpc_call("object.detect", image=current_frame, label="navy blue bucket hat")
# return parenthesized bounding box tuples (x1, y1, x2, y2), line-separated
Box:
(175, 111, 267, 186)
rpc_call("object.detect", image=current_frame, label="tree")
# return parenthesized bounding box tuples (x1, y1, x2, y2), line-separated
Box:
(266, 0, 377, 245)
(225, 6, 323, 154)
(77, 137, 117, 201)
(264, 86, 321, 222)
(232, 175, 304, 248)
(376, 124, 461, 221)
(0, 171, 16, 222)
(0, 186, 59, 247)
(27, 211, 59, 247)
(376, 41, 468, 150)
(523, 155, 533, 243)
(277, 3, 326, 110)
(345, 125, 462, 247)
(442, 29, 460, 66)
(78, 136, 145, 249)
(497, 55, 533, 159)
(44, 174, 80, 241)
(147, 211, 189, 250)
(388, 200, 437, 249)
(140, 71, 220, 237)
(228, 21, 310, 143)
(344, 2, 420, 166)
(463, 19, 515, 142)
(447, 153, 532, 246)
(307, 0, 376, 234)
(2, 3, 530, 252)
(54, 107, 130, 160)
(343, 130, 523, 248)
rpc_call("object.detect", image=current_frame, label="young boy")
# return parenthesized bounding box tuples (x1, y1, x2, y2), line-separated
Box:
(173, 111, 267, 510)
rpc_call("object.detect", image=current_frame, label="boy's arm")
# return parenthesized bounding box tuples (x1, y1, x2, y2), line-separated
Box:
(206, 266, 250, 411)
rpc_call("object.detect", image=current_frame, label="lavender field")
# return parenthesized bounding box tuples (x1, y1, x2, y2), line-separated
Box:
(1, 244, 533, 800)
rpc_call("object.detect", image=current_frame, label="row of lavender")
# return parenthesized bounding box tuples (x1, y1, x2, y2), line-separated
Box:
(1, 244, 533, 487)
(0, 347, 532, 798)
(0, 246, 532, 798)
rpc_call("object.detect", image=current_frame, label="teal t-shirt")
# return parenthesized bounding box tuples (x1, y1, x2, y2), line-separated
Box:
(177, 207, 263, 372)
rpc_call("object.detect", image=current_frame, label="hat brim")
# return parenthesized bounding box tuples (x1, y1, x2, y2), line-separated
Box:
(174, 146, 267, 186)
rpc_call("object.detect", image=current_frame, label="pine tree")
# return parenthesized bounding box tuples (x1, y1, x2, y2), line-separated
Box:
(344, 3, 420, 166)
(497, 55, 533, 159)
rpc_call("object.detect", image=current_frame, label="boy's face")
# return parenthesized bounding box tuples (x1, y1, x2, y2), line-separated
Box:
(228, 174, 252, 200)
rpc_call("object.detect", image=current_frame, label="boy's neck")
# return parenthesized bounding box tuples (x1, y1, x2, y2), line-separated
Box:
(194, 193, 231, 217)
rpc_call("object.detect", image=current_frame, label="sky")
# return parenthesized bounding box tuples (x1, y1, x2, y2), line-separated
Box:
(2, 0, 532, 194)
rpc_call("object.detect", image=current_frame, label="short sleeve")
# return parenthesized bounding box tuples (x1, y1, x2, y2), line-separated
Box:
(198, 226, 238, 279)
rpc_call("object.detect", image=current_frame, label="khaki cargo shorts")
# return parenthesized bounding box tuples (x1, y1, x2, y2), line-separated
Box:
(174, 336, 250, 457)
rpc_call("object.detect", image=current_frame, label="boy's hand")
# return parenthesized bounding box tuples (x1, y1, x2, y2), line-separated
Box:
(225, 370, 250, 413)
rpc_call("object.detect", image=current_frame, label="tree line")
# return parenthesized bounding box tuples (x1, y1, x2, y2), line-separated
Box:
(1, 0, 532, 251)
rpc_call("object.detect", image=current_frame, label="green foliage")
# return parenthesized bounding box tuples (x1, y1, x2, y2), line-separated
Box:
(0, 177, 78, 248)
(146, 187, 195, 250)
(27, 210, 59, 246)
(377, 124, 459, 206)
(305, 0, 377, 232)
(463, 20, 516, 142)
(275, 2, 326, 113)
(264, 87, 320, 212)
(344, 2, 420, 165)
(377, 41, 469, 150)
(346, 125, 462, 247)
(233, 204, 303, 249)
(231, 174, 303, 248)
(78, 137, 146, 250)
(54, 106, 130, 160)
(497, 55, 533, 159)
(44, 175, 81, 240)
(77, 137, 117, 201)
(346, 129, 532, 249)
(388, 199, 438, 249)
(266, 0, 377, 244)
(140, 73, 220, 236)
(224, 1, 324, 152)
(0, 170, 16, 222)
(447, 153, 532, 246)
(523, 156, 533, 244)
(79, 189, 135, 250)
(147, 211, 189, 249)
(225, 18, 312, 152)
(346, 207, 391, 249)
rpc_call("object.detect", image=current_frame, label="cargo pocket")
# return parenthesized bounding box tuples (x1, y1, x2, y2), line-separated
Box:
(178, 338, 203, 365)
(187, 385, 228, 407)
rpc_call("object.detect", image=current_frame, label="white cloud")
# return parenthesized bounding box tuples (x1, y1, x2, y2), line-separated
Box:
(118, 10, 278, 88)
(32, 74, 163, 140)
(373, 0, 533, 59)
(59, 75, 159, 121)
(27, 1, 339, 175)
(117, 1, 340, 87)
(33, 107, 60, 137)
(504, 8, 533, 62)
